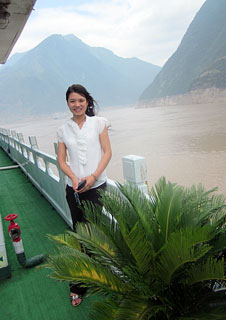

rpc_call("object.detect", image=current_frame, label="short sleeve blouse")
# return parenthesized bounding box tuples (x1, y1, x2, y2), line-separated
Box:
(57, 116, 108, 188)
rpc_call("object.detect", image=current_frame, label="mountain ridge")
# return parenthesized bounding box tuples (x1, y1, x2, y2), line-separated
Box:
(0, 34, 160, 119)
(140, 0, 226, 102)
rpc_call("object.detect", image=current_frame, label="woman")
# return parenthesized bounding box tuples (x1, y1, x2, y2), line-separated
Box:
(57, 84, 112, 306)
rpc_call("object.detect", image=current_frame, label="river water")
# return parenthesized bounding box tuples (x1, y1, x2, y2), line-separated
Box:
(2, 102, 226, 195)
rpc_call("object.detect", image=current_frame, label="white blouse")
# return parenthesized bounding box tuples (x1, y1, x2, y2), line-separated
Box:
(57, 116, 108, 189)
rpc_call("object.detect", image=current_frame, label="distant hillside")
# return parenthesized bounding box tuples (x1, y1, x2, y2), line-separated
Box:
(0, 34, 160, 118)
(140, 0, 226, 102)
(190, 56, 226, 90)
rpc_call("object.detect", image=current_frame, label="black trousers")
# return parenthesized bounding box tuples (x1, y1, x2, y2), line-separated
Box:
(66, 183, 106, 227)
(66, 183, 106, 295)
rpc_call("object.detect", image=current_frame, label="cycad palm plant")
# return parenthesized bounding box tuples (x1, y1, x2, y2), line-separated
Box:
(44, 177, 226, 319)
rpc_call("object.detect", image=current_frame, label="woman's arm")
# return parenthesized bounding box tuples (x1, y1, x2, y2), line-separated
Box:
(57, 142, 79, 190)
(94, 126, 112, 178)
(80, 126, 112, 192)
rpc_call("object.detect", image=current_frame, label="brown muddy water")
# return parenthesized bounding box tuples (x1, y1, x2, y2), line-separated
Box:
(2, 102, 226, 195)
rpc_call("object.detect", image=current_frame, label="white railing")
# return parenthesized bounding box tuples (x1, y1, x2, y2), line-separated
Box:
(0, 128, 73, 228)
(0, 127, 148, 229)
(0, 128, 119, 229)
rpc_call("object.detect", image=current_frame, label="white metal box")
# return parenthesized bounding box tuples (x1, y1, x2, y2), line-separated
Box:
(122, 155, 148, 193)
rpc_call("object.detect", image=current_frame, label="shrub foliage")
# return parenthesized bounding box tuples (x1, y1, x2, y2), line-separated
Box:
(44, 177, 226, 319)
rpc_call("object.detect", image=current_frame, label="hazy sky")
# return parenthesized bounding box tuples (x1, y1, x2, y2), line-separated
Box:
(11, 0, 206, 66)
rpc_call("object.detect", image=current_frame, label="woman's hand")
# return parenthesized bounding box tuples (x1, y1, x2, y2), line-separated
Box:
(77, 175, 96, 193)
(71, 176, 79, 191)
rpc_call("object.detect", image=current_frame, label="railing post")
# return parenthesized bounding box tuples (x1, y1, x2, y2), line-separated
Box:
(29, 136, 39, 149)
(11, 130, 17, 138)
(122, 155, 148, 194)
(11, 130, 17, 148)
(28, 136, 39, 165)
(54, 142, 73, 228)
(17, 133, 24, 154)
(54, 141, 66, 186)
(54, 142, 58, 156)
(17, 133, 24, 143)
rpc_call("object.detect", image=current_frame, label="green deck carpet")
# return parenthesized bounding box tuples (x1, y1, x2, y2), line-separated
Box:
(0, 148, 101, 320)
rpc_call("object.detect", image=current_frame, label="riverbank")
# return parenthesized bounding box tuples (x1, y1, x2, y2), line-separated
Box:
(137, 88, 226, 108)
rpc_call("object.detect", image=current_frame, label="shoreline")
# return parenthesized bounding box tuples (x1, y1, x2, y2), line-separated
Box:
(137, 88, 226, 108)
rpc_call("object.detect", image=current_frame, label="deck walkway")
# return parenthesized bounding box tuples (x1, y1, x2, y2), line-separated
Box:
(0, 147, 99, 320)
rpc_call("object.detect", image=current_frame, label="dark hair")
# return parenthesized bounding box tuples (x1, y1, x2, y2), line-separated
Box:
(66, 84, 97, 117)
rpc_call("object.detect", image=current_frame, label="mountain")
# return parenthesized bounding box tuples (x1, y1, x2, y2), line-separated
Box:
(0, 34, 160, 118)
(190, 56, 226, 90)
(140, 0, 226, 102)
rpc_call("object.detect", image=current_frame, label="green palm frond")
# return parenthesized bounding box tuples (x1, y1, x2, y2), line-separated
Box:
(46, 246, 133, 294)
(180, 184, 214, 227)
(115, 183, 157, 241)
(153, 180, 184, 250)
(89, 298, 118, 320)
(83, 200, 136, 265)
(100, 186, 138, 234)
(208, 196, 226, 227)
(154, 227, 213, 284)
(68, 223, 128, 270)
(101, 185, 157, 276)
(209, 231, 226, 256)
(149, 177, 169, 202)
(124, 220, 156, 276)
(47, 232, 81, 250)
(99, 184, 153, 246)
(72, 222, 156, 293)
(73, 223, 118, 257)
(181, 184, 226, 229)
(114, 294, 169, 320)
(181, 258, 225, 286)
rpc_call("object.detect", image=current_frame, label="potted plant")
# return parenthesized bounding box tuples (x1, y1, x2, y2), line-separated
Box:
(44, 177, 226, 319)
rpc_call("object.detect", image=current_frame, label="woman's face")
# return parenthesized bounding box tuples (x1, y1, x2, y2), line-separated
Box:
(67, 92, 88, 117)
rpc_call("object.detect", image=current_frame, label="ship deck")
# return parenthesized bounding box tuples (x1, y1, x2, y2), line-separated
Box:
(0, 147, 99, 320)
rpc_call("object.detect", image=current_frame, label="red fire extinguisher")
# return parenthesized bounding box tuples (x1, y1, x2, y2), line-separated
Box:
(5, 214, 44, 268)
